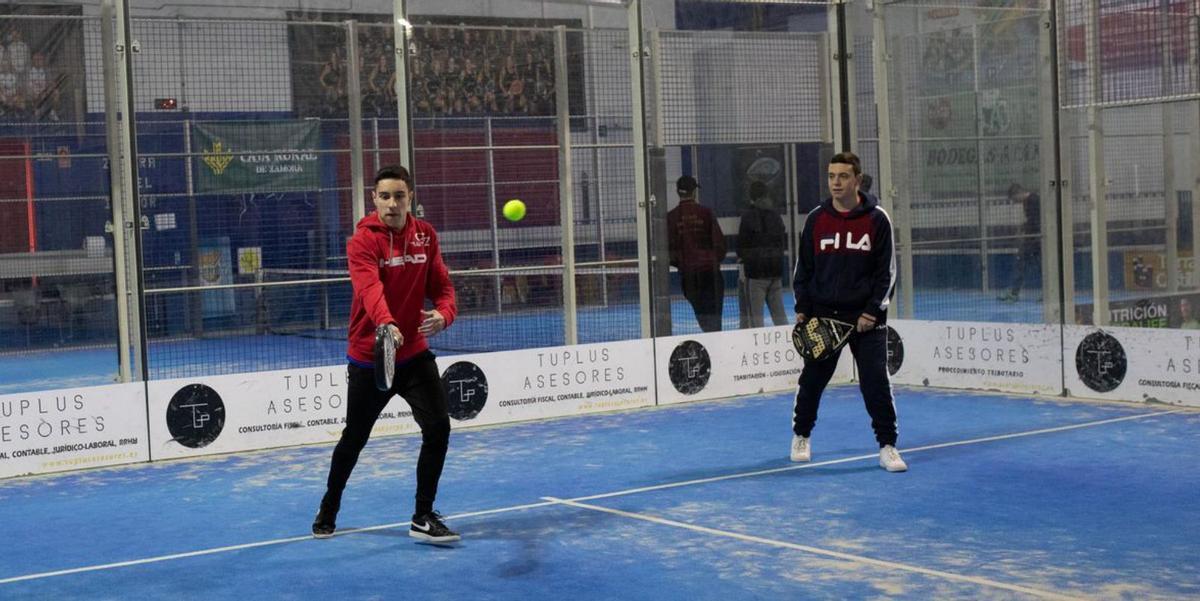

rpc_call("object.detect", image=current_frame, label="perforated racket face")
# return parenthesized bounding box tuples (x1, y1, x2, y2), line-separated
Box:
(792, 318, 854, 362)
(375, 327, 396, 391)
(791, 321, 818, 360)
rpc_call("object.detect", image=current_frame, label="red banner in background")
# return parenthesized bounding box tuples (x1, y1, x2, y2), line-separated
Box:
(1064, 0, 1197, 70)
(334, 127, 559, 234)
(0, 139, 31, 253)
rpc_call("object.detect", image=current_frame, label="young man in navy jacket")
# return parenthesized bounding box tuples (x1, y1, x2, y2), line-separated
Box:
(790, 152, 906, 472)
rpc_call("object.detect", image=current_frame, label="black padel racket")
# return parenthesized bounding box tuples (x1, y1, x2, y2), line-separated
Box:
(792, 317, 855, 362)
(374, 325, 396, 391)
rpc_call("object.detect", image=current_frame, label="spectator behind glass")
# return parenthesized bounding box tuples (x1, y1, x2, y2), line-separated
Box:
(0, 55, 23, 118)
(27, 52, 59, 121)
(6, 28, 29, 76)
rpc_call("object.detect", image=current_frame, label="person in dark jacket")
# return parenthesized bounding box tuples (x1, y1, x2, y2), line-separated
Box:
(668, 175, 726, 332)
(737, 181, 788, 327)
(790, 152, 906, 472)
(999, 183, 1041, 302)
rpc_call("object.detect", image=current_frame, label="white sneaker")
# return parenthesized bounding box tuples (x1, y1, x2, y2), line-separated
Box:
(879, 445, 908, 472)
(790, 435, 811, 462)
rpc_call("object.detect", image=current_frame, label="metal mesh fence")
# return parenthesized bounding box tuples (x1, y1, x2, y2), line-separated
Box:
(656, 30, 826, 146)
(0, 9, 117, 382)
(1060, 101, 1200, 327)
(647, 26, 829, 335)
(1056, 0, 1200, 328)
(112, 21, 649, 378)
(877, 3, 1052, 322)
(126, 18, 353, 378)
(855, 34, 881, 184)
(8, 1, 1194, 394)
(391, 24, 645, 354)
(1058, 0, 1200, 109)
(570, 29, 640, 343)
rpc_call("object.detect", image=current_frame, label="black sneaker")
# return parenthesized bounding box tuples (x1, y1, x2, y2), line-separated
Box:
(409, 511, 460, 544)
(312, 506, 337, 539)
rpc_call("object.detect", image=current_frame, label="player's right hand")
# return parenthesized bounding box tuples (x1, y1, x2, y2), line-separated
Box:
(387, 323, 403, 347)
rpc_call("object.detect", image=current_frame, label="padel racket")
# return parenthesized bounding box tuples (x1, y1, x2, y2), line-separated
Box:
(792, 317, 855, 362)
(374, 324, 396, 391)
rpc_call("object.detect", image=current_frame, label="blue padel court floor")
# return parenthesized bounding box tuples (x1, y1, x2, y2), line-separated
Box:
(2, 387, 1197, 600)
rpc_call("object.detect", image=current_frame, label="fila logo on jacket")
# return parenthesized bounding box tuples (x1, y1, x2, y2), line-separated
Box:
(819, 232, 872, 252)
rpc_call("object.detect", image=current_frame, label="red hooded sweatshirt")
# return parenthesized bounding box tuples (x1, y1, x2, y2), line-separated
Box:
(346, 212, 457, 366)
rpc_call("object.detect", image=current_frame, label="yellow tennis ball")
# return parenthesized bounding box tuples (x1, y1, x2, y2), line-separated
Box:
(503, 199, 526, 222)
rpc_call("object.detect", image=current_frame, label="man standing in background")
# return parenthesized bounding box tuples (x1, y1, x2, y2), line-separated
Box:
(737, 181, 788, 328)
(668, 175, 726, 332)
(999, 183, 1041, 302)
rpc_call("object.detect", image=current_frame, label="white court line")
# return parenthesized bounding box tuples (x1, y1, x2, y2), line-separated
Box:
(0, 501, 557, 586)
(0, 409, 1181, 586)
(543, 496, 1087, 601)
(568, 409, 1185, 503)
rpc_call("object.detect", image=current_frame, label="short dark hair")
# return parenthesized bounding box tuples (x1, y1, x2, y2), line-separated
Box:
(676, 175, 699, 195)
(1007, 183, 1027, 198)
(829, 152, 861, 175)
(375, 165, 413, 188)
(749, 180, 768, 200)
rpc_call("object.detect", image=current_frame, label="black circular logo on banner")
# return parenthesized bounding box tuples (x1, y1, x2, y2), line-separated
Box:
(885, 326, 905, 376)
(166, 384, 226, 449)
(1075, 331, 1127, 393)
(442, 361, 488, 421)
(669, 340, 711, 395)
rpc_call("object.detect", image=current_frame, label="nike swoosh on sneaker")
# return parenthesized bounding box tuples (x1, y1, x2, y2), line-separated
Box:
(412, 521, 431, 532)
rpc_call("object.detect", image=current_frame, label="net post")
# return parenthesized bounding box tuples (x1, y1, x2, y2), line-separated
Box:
(628, 0, 653, 339)
(1192, 2, 1200, 264)
(646, 28, 672, 337)
(556, 26, 579, 346)
(486, 118, 503, 314)
(870, 3, 912, 320)
(183, 119, 204, 337)
(828, 0, 853, 153)
(101, 0, 137, 383)
(1192, 101, 1200, 275)
(1160, 0, 1180, 294)
(971, 22, 990, 295)
(1085, 0, 1110, 325)
(391, 0, 413, 170)
(346, 20, 367, 226)
(1039, 6, 1064, 325)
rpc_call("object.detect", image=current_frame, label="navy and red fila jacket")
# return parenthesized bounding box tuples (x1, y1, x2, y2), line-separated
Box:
(792, 191, 897, 324)
(346, 212, 457, 366)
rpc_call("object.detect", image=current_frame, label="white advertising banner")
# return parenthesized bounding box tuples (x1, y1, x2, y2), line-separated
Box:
(1, 383, 148, 479)
(655, 326, 853, 406)
(440, 339, 656, 427)
(887, 320, 1063, 396)
(148, 366, 375, 460)
(147, 339, 657, 459)
(1064, 325, 1200, 407)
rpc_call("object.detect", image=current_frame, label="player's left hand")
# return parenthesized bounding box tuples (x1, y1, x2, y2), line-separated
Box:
(856, 313, 876, 333)
(418, 309, 446, 336)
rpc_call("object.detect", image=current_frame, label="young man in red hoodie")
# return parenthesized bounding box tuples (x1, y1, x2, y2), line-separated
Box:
(313, 165, 461, 543)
